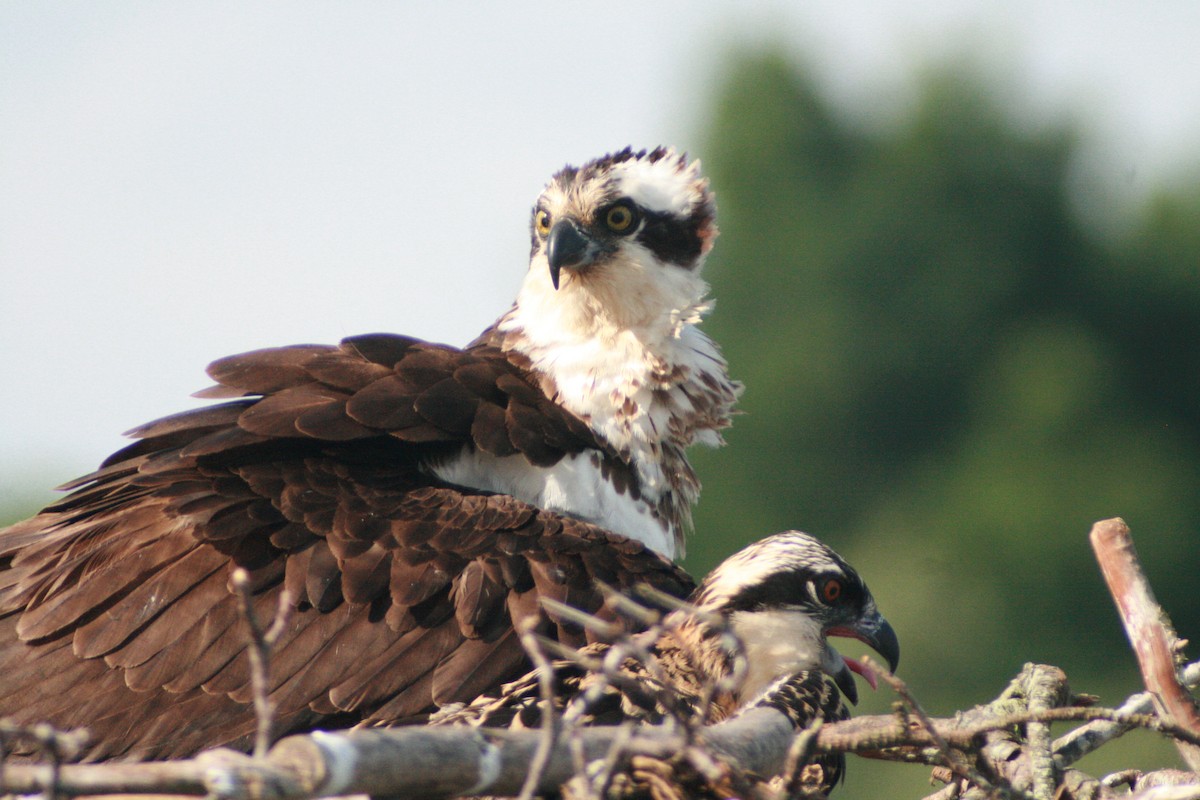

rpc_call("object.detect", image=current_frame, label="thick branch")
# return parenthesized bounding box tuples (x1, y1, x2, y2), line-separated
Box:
(0, 760, 212, 797)
(1090, 517, 1200, 770)
(1022, 666, 1060, 800)
(0, 706, 799, 799)
(4, 681, 1197, 798)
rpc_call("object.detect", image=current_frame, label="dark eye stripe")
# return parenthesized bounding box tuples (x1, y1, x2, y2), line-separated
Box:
(721, 569, 863, 615)
(636, 209, 706, 268)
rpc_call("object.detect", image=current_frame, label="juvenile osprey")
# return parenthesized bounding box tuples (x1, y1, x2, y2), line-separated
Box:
(434, 531, 900, 796)
(0, 148, 739, 760)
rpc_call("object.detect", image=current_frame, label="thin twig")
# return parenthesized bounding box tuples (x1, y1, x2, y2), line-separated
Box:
(821, 704, 1200, 757)
(230, 569, 293, 759)
(550, 590, 749, 795)
(34, 724, 63, 800)
(1127, 786, 1200, 800)
(859, 656, 1029, 799)
(540, 597, 625, 641)
(516, 620, 559, 800)
(590, 721, 636, 799)
(560, 636, 636, 798)
(606, 582, 673, 628)
(0, 721, 91, 800)
(922, 781, 964, 800)
(632, 583, 703, 616)
(1055, 660, 1200, 767)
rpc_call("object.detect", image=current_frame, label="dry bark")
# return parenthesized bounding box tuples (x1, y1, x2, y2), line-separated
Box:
(1090, 518, 1200, 770)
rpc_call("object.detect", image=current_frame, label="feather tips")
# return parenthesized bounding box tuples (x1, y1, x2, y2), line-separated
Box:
(0, 405, 691, 758)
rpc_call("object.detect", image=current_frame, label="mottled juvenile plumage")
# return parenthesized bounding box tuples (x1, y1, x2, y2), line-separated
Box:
(433, 532, 900, 796)
(0, 149, 738, 760)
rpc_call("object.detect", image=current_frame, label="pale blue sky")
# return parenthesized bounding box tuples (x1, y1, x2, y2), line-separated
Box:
(3, 1, 1198, 496)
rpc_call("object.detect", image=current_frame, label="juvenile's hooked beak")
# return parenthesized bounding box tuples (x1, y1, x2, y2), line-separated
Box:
(825, 607, 900, 703)
(828, 608, 900, 674)
(830, 657, 859, 705)
(546, 219, 595, 290)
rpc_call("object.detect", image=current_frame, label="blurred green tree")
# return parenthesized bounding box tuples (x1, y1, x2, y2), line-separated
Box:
(689, 48, 1200, 797)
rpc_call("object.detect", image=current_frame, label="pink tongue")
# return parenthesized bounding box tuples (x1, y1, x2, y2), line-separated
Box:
(846, 656, 878, 691)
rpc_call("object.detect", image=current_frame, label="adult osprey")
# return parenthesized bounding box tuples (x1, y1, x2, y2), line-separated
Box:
(434, 531, 901, 796)
(0, 148, 740, 760)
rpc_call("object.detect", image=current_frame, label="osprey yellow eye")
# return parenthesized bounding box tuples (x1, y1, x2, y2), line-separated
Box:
(603, 203, 637, 234)
(535, 210, 552, 237)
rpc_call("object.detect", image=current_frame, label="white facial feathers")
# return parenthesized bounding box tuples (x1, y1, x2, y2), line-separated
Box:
(694, 531, 851, 611)
(607, 150, 709, 219)
(730, 607, 829, 702)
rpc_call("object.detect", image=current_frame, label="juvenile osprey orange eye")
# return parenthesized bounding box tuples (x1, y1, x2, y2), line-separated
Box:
(535, 210, 552, 237)
(821, 578, 842, 603)
(604, 203, 636, 233)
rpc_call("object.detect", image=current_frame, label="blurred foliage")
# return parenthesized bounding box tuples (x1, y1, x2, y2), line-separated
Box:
(687, 49, 1200, 797)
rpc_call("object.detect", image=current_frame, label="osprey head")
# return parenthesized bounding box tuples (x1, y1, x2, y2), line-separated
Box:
(693, 531, 900, 705)
(529, 147, 716, 298)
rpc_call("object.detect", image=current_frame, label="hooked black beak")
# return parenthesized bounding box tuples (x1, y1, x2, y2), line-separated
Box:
(830, 658, 859, 706)
(546, 219, 594, 290)
(828, 608, 900, 675)
(849, 614, 902, 676)
(824, 608, 900, 704)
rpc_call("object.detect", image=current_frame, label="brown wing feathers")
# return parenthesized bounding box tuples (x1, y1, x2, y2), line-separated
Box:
(0, 334, 691, 760)
(196, 333, 600, 461)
